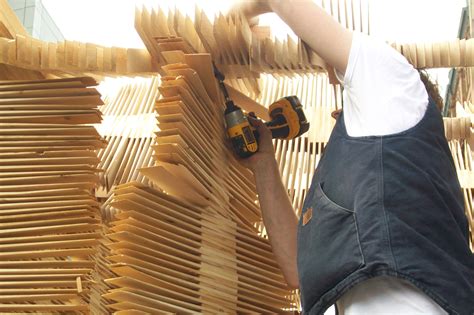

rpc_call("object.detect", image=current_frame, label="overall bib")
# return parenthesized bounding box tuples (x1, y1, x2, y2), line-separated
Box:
(297, 100, 474, 314)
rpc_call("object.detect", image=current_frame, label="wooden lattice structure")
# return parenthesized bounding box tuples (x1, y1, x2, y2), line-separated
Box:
(0, 0, 472, 313)
(0, 76, 105, 312)
(445, 2, 474, 249)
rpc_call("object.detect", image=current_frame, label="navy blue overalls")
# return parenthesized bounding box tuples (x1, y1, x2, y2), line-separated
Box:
(297, 99, 474, 314)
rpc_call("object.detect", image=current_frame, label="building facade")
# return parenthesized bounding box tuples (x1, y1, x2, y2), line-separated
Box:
(8, 0, 63, 42)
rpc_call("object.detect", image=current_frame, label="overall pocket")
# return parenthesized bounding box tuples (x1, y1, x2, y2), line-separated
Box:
(297, 182, 364, 310)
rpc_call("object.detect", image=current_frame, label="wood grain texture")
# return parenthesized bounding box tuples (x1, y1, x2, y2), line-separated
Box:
(0, 77, 104, 312)
(0, 1, 472, 313)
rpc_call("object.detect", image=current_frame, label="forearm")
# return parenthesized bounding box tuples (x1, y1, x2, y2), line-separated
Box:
(269, 0, 352, 73)
(239, 0, 353, 74)
(253, 156, 299, 289)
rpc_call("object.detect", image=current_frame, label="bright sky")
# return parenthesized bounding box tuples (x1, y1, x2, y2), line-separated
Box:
(42, 0, 467, 96)
(42, 0, 467, 47)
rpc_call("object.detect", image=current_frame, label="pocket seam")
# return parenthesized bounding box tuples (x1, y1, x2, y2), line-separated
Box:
(297, 185, 366, 309)
(353, 211, 366, 267)
(317, 182, 354, 214)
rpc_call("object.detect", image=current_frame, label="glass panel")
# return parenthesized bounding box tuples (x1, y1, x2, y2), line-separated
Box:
(8, 0, 27, 10)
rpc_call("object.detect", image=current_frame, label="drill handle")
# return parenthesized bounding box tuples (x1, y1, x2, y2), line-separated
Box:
(249, 112, 290, 139)
(264, 116, 290, 139)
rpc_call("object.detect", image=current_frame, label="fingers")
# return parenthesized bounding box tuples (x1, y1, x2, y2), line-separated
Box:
(331, 109, 342, 120)
(248, 112, 261, 125)
(248, 114, 265, 131)
(248, 16, 260, 28)
(227, 1, 272, 24)
(248, 114, 272, 145)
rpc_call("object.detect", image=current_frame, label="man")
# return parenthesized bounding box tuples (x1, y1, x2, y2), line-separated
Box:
(232, 1, 474, 314)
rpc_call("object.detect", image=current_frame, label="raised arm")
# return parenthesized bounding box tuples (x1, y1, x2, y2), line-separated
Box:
(234, 0, 353, 74)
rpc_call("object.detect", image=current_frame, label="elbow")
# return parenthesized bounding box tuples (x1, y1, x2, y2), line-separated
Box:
(285, 276, 300, 290)
(283, 255, 299, 289)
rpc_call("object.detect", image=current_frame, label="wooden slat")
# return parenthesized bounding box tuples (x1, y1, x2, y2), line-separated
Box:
(100, 35, 297, 311)
(0, 76, 104, 312)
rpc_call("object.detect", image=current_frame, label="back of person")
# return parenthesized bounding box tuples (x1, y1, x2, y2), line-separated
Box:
(298, 33, 474, 311)
(331, 32, 468, 315)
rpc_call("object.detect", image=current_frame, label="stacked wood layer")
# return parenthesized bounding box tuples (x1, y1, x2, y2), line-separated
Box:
(102, 47, 298, 312)
(0, 34, 158, 75)
(0, 0, 472, 313)
(0, 1, 471, 79)
(0, 76, 105, 312)
(104, 182, 298, 313)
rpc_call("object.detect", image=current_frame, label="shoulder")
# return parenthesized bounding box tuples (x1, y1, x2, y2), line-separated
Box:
(340, 33, 429, 136)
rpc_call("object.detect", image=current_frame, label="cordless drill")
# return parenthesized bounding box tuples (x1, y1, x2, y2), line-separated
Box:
(213, 64, 310, 158)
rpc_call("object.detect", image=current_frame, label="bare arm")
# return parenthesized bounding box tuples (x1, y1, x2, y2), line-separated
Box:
(230, 0, 354, 289)
(235, 0, 353, 74)
(241, 119, 299, 289)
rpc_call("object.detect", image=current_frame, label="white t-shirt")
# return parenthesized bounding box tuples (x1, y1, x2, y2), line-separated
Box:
(336, 32, 429, 137)
(336, 276, 448, 315)
(332, 33, 447, 315)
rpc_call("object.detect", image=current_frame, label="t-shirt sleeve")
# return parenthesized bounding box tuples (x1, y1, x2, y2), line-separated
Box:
(338, 32, 429, 137)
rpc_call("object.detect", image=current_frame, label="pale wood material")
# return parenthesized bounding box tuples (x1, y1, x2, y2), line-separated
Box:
(0, 0, 27, 38)
(95, 76, 160, 198)
(96, 42, 299, 311)
(0, 63, 44, 81)
(134, 4, 325, 92)
(132, 3, 474, 94)
(449, 139, 474, 248)
(149, 58, 261, 227)
(252, 73, 339, 218)
(0, 3, 471, 81)
(443, 117, 473, 141)
(105, 183, 297, 314)
(0, 35, 159, 76)
(0, 1, 472, 313)
(0, 76, 104, 312)
(392, 38, 474, 69)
